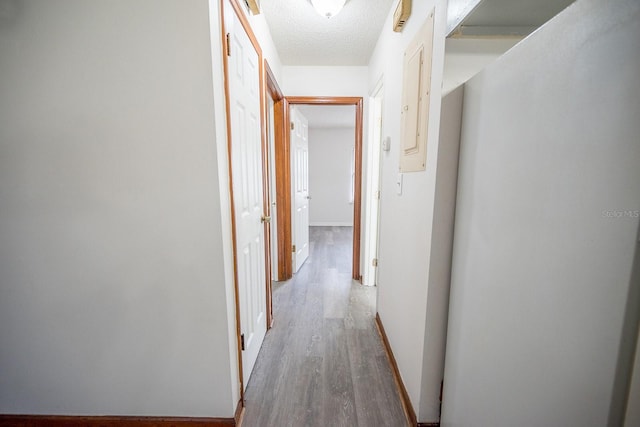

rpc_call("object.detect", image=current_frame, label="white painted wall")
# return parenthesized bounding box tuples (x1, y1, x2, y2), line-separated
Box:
(208, 0, 242, 409)
(443, 37, 522, 95)
(417, 86, 464, 420)
(282, 66, 368, 97)
(367, 0, 449, 422)
(442, 0, 640, 425)
(308, 127, 355, 226)
(0, 0, 236, 417)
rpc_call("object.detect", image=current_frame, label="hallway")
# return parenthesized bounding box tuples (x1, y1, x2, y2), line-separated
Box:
(242, 226, 406, 427)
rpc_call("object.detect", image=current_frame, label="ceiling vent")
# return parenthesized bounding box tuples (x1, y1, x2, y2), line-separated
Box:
(244, 0, 260, 15)
(393, 0, 411, 32)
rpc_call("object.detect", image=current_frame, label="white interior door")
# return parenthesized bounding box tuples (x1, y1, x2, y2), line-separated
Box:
(267, 96, 278, 281)
(291, 107, 309, 272)
(225, 8, 266, 388)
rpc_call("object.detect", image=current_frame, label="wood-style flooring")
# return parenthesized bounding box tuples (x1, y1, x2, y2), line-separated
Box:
(242, 226, 407, 427)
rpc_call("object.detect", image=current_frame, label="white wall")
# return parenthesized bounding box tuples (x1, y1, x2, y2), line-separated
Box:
(308, 127, 355, 226)
(367, 0, 449, 422)
(417, 86, 464, 420)
(208, 0, 242, 409)
(442, 37, 522, 95)
(0, 0, 235, 417)
(442, 0, 640, 425)
(282, 66, 368, 97)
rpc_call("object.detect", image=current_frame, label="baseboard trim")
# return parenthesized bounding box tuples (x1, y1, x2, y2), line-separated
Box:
(375, 312, 418, 427)
(0, 415, 237, 426)
(418, 423, 440, 427)
(234, 398, 244, 426)
(1, 394, 245, 426)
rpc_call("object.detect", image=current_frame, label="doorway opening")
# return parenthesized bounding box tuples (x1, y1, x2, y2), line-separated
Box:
(272, 96, 364, 283)
(293, 104, 357, 273)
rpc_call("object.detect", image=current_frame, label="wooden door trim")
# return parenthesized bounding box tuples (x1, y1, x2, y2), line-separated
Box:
(227, 0, 262, 51)
(220, 0, 268, 402)
(286, 96, 362, 105)
(278, 96, 364, 281)
(265, 61, 283, 100)
(263, 60, 283, 329)
(0, 402, 245, 427)
(277, 99, 293, 279)
(264, 64, 292, 284)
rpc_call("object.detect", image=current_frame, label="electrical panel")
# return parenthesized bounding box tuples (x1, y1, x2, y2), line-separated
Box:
(399, 10, 434, 172)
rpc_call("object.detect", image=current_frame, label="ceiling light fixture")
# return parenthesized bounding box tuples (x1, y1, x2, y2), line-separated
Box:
(310, 0, 346, 18)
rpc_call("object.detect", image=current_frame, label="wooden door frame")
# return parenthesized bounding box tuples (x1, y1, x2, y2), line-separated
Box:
(274, 96, 292, 279)
(264, 60, 283, 328)
(276, 96, 364, 282)
(220, 0, 271, 403)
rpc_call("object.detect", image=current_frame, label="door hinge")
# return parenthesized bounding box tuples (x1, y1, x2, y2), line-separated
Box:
(240, 333, 245, 351)
(376, 190, 381, 200)
(290, 122, 295, 130)
(226, 33, 231, 56)
(292, 244, 296, 253)
(372, 258, 378, 267)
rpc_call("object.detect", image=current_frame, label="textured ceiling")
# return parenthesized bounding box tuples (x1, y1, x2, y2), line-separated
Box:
(261, 0, 396, 66)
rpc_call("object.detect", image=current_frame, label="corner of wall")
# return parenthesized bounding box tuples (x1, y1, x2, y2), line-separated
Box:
(208, 0, 240, 412)
(417, 85, 465, 422)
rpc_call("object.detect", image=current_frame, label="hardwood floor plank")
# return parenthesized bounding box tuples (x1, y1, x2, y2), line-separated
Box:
(347, 328, 386, 425)
(242, 226, 407, 427)
(297, 356, 324, 426)
(323, 319, 358, 427)
(345, 282, 376, 330)
(322, 269, 351, 319)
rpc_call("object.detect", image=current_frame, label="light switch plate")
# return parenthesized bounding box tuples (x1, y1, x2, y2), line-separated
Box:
(382, 137, 391, 152)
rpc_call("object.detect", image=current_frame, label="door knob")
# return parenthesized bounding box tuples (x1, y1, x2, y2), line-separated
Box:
(261, 215, 271, 223)
(306, 196, 312, 200)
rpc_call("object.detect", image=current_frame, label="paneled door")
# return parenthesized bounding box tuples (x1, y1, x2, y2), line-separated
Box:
(290, 107, 309, 272)
(225, 6, 266, 387)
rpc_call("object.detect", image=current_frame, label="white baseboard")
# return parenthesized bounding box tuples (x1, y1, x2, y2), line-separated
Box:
(309, 222, 353, 227)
